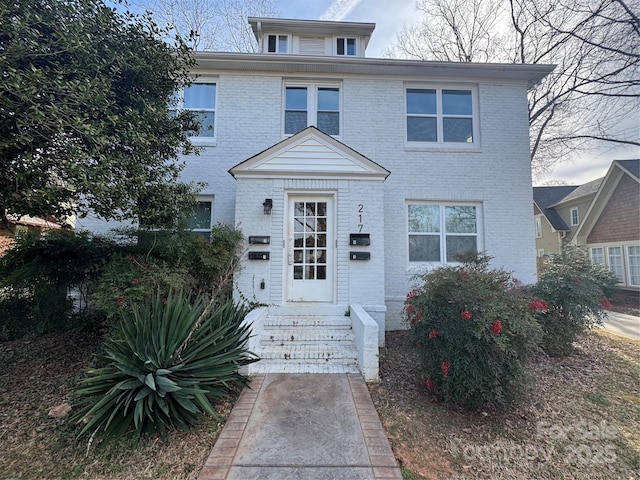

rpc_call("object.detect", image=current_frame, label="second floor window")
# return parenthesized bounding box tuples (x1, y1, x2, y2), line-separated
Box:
(173, 83, 216, 138)
(571, 208, 579, 226)
(285, 85, 340, 136)
(406, 87, 475, 144)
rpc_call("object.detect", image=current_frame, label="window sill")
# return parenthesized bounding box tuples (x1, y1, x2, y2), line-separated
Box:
(404, 143, 481, 153)
(190, 137, 217, 147)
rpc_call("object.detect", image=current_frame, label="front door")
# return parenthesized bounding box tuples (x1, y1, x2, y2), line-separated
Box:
(287, 195, 334, 302)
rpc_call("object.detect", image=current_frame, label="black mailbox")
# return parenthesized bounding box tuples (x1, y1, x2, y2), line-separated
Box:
(350, 251, 370, 261)
(249, 236, 270, 245)
(350, 233, 370, 246)
(248, 251, 270, 260)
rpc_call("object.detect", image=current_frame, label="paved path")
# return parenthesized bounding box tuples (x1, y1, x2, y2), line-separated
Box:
(199, 373, 402, 480)
(601, 311, 640, 340)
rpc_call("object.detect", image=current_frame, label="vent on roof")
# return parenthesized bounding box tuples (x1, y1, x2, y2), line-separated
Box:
(299, 37, 326, 55)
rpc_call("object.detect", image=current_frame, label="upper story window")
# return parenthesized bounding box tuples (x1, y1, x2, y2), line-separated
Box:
(406, 87, 476, 144)
(570, 208, 579, 226)
(284, 84, 340, 136)
(336, 37, 356, 56)
(408, 202, 481, 265)
(267, 34, 289, 53)
(172, 83, 216, 139)
(535, 216, 542, 238)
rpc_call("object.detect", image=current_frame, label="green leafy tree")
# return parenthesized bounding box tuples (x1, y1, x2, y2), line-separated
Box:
(0, 0, 202, 231)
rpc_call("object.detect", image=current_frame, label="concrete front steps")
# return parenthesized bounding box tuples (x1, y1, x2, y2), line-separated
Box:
(250, 314, 360, 375)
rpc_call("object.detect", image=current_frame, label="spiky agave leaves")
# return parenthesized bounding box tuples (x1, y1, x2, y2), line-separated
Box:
(73, 292, 257, 441)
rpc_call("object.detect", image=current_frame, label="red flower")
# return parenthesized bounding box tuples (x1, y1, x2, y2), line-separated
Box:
(441, 361, 451, 378)
(132, 277, 141, 285)
(529, 299, 548, 312)
(116, 295, 125, 306)
(424, 379, 435, 391)
(429, 329, 439, 339)
(571, 276, 581, 283)
(492, 320, 502, 335)
(461, 310, 472, 320)
(600, 298, 612, 310)
(459, 271, 471, 280)
(406, 288, 418, 300)
(406, 303, 414, 315)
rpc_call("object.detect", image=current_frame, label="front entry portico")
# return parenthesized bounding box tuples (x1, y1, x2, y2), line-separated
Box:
(229, 127, 389, 379)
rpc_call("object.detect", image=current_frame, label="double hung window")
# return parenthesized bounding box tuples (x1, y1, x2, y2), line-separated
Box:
(408, 203, 480, 264)
(628, 246, 640, 286)
(571, 208, 579, 226)
(590, 247, 605, 265)
(406, 87, 476, 144)
(285, 84, 340, 136)
(172, 83, 216, 138)
(186, 198, 213, 238)
(607, 246, 624, 283)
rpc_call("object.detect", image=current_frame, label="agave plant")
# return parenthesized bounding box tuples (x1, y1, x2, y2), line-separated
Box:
(74, 292, 257, 441)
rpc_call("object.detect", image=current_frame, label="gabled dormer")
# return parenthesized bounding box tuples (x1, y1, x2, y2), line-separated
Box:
(248, 17, 375, 57)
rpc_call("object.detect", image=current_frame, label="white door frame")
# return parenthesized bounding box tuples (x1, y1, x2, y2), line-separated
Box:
(284, 192, 336, 303)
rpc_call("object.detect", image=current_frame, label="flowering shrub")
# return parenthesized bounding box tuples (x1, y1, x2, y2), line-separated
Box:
(405, 254, 541, 410)
(531, 245, 618, 356)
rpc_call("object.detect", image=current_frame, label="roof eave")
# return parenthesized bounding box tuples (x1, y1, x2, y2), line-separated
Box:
(193, 52, 555, 87)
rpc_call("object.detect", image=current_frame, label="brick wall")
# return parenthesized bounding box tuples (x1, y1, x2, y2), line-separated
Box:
(588, 174, 640, 244)
(79, 71, 538, 331)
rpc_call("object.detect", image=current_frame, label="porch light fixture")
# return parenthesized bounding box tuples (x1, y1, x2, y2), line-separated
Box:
(263, 198, 273, 215)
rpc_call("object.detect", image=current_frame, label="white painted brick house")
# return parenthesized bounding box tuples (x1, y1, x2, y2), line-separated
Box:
(79, 18, 553, 380)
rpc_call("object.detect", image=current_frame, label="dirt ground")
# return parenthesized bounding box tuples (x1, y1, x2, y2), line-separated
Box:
(369, 329, 640, 480)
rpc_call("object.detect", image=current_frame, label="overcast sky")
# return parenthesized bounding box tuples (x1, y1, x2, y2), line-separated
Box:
(273, 0, 639, 186)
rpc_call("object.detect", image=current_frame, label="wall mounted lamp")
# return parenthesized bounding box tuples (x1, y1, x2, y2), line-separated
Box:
(263, 198, 273, 215)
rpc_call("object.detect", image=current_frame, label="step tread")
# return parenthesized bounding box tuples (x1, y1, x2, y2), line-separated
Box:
(249, 362, 360, 374)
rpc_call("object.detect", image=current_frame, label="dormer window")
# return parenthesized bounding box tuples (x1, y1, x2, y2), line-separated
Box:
(336, 37, 356, 56)
(267, 34, 289, 53)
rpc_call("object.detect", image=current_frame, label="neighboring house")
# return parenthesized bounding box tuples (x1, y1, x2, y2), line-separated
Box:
(79, 18, 553, 379)
(533, 178, 603, 257)
(0, 215, 62, 255)
(533, 185, 579, 258)
(574, 160, 640, 290)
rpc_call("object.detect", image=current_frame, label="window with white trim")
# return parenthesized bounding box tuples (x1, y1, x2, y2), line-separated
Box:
(408, 203, 480, 264)
(172, 83, 216, 138)
(284, 84, 340, 136)
(267, 34, 289, 53)
(628, 245, 640, 286)
(607, 246, 624, 283)
(186, 197, 213, 238)
(535, 216, 542, 238)
(570, 208, 579, 226)
(406, 87, 476, 144)
(336, 37, 356, 56)
(590, 247, 605, 265)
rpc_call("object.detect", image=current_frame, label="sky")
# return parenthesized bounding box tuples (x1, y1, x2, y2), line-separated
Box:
(273, 0, 639, 186)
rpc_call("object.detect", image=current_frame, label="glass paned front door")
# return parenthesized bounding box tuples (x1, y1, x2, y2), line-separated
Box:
(288, 196, 333, 302)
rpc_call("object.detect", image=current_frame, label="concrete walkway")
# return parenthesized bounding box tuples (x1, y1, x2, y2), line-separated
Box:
(198, 374, 402, 480)
(601, 311, 640, 340)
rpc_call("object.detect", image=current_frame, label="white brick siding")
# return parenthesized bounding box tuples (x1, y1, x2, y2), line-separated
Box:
(79, 69, 537, 334)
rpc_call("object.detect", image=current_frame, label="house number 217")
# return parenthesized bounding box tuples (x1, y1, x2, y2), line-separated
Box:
(357, 204, 364, 233)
